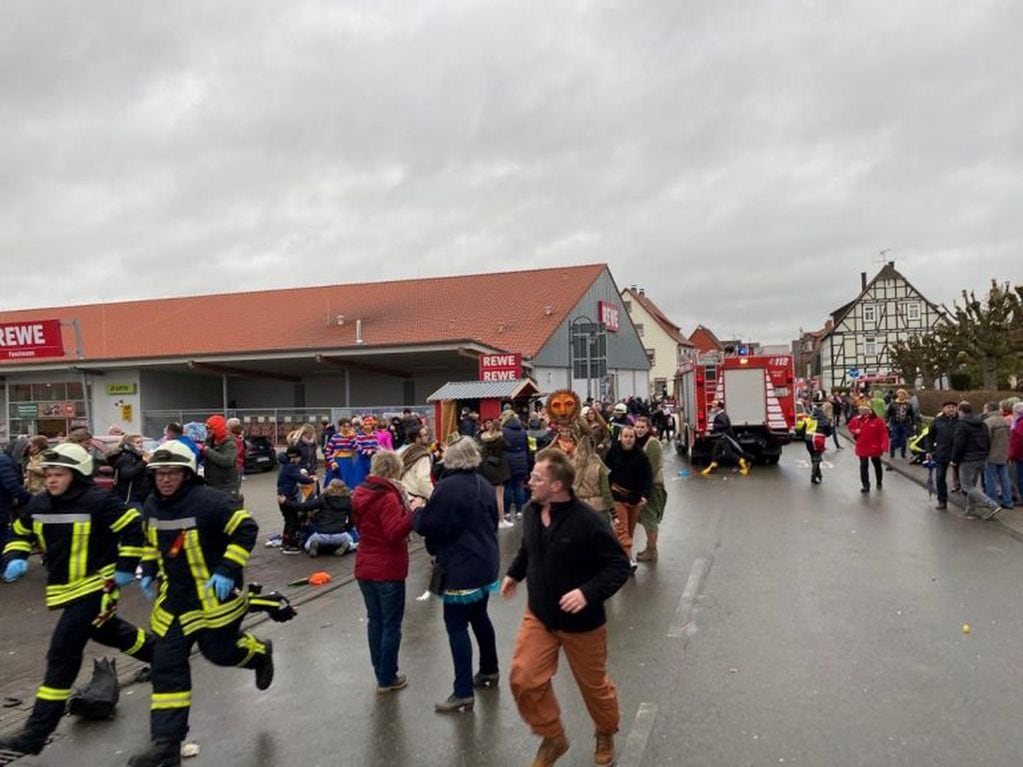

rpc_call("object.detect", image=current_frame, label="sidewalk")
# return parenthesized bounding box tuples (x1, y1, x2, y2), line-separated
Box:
(0, 470, 427, 736)
(838, 428, 1023, 541)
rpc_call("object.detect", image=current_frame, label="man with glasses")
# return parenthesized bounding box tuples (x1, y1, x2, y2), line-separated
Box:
(503, 449, 630, 767)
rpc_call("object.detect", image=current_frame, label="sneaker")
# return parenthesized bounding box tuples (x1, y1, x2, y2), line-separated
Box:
(861, 486, 870, 493)
(472, 671, 500, 689)
(531, 732, 570, 767)
(594, 733, 616, 767)
(434, 693, 474, 713)
(0, 729, 47, 756)
(281, 545, 302, 555)
(983, 506, 1002, 521)
(515, 509, 523, 519)
(307, 539, 320, 558)
(377, 673, 408, 694)
(629, 559, 638, 573)
(935, 503, 948, 511)
(254, 639, 274, 691)
(334, 540, 351, 556)
(498, 519, 515, 529)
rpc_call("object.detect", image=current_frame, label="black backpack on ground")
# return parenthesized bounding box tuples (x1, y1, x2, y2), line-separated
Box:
(68, 658, 119, 720)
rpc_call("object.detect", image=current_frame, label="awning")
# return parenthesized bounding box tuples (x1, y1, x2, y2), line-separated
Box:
(427, 378, 542, 402)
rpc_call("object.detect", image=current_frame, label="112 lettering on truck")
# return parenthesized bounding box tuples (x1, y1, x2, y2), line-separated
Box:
(674, 353, 797, 465)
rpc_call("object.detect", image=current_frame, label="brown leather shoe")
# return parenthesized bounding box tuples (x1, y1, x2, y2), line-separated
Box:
(594, 732, 616, 766)
(531, 732, 569, 766)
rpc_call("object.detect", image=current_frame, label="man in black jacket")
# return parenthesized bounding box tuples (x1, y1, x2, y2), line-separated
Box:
(925, 400, 958, 510)
(952, 401, 1001, 520)
(502, 448, 630, 767)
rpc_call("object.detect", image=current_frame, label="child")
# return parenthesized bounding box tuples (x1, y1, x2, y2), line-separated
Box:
(277, 444, 317, 554)
(302, 479, 357, 557)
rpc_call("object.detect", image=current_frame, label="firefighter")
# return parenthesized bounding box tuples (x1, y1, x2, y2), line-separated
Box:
(0, 443, 154, 757)
(128, 440, 273, 767)
(700, 402, 750, 476)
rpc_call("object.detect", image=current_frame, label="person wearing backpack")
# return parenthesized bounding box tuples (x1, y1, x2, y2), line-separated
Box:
(886, 389, 913, 460)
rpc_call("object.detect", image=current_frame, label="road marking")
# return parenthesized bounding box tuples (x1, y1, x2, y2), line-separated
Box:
(618, 702, 657, 767)
(668, 557, 712, 637)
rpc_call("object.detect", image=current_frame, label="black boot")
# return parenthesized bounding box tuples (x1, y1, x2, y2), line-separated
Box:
(127, 739, 181, 767)
(254, 639, 274, 691)
(0, 729, 47, 756)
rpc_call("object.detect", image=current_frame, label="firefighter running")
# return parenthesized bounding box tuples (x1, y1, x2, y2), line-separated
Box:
(0, 443, 155, 758)
(128, 440, 273, 767)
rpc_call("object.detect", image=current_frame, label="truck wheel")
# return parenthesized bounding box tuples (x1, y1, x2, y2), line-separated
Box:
(763, 454, 780, 466)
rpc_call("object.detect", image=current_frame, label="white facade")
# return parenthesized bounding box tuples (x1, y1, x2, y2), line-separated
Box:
(620, 289, 691, 397)
(818, 264, 944, 391)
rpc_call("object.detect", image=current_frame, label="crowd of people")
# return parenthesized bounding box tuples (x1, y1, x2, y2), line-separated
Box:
(0, 395, 671, 766)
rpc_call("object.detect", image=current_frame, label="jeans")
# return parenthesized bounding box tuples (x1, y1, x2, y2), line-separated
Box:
(503, 474, 528, 515)
(444, 593, 499, 698)
(984, 462, 1013, 507)
(357, 579, 406, 686)
(889, 424, 908, 458)
(859, 456, 883, 489)
(305, 531, 354, 553)
(959, 461, 999, 515)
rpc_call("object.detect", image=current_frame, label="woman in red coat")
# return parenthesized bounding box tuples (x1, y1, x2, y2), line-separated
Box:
(849, 403, 890, 493)
(352, 450, 422, 693)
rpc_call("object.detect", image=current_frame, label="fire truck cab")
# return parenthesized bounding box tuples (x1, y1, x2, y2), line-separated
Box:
(674, 352, 796, 465)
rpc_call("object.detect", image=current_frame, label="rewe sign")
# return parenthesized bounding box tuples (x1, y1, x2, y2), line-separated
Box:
(0, 320, 64, 361)
(598, 300, 620, 332)
(479, 353, 522, 382)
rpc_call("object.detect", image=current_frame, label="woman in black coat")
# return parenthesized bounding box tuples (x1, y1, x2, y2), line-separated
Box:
(412, 436, 500, 713)
(604, 425, 652, 568)
(478, 419, 512, 527)
(112, 434, 152, 504)
(501, 413, 530, 518)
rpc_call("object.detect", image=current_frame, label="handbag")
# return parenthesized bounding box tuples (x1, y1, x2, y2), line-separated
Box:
(428, 558, 447, 596)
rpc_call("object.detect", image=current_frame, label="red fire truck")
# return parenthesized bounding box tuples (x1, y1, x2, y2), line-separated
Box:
(674, 352, 797, 465)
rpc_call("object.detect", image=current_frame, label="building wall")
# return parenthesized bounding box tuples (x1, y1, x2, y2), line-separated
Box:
(531, 268, 650, 399)
(92, 370, 142, 436)
(621, 294, 680, 396)
(140, 370, 223, 411)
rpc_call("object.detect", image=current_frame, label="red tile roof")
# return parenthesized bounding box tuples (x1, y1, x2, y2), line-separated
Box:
(623, 289, 693, 348)
(0, 264, 607, 365)
(688, 325, 723, 353)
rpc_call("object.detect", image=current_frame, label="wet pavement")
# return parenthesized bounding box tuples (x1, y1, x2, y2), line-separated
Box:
(5, 442, 1023, 766)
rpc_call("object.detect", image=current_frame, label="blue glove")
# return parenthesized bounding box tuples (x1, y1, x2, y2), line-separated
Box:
(3, 559, 28, 583)
(205, 573, 235, 602)
(140, 576, 157, 602)
(113, 570, 135, 587)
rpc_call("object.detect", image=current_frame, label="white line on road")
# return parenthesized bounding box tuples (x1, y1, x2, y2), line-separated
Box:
(618, 702, 658, 767)
(668, 557, 712, 637)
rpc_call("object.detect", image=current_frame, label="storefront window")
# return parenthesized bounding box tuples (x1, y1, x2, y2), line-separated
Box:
(33, 382, 67, 401)
(7, 380, 89, 438)
(67, 381, 84, 399)
(9, 383, 32, 401)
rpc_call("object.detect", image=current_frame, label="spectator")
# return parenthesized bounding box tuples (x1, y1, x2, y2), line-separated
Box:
(399, 424, 434, 501)
(111, 434, 152, 504)
(412, 436, 500, 713)
(301, 479, 357, 557)
(886, 389, 913, 461)
(952, 401, 1002, 520)
(203, 415, 241, 502)
(502, 412, 530, 520)
(983, 401, 1013, 509)
(1009, 403, 1023, 506)
(289, 423, 320, 481)
(163, 422, 201, 461)
(849, 402, 888, 493)
(458, 408, 478, 437)
(479, 418, 513, 529)
(502, 448, 630, 767)
(352, 450, 420, 694)
(320, 418, 336, 450)
(1, 446, 32, 549)
(23, 436, 50, 495)
(276, 444, 317, 554)
(583, 406, 611, 459)
(925, 400, 959, 510)
(605, 425, 652, 568)
(227, 417, 246, 478)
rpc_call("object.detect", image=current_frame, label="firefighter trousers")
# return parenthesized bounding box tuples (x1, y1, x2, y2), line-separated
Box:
(149, 615, 268, 743)
(25, 591, 154, 738)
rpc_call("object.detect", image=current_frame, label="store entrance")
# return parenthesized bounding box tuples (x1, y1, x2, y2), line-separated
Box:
(37, 418, 70, 438)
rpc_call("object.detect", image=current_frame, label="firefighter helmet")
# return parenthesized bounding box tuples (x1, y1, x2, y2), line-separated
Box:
(40, 443, 93, 477)
(147, 440, 197, 474)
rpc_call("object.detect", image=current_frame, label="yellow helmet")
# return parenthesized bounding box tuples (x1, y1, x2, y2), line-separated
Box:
(147, 440, 197, 474)
(40, 442, 93, 477)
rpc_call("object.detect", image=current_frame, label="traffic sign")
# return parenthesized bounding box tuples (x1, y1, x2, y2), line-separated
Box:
(847, 368, 860, 379)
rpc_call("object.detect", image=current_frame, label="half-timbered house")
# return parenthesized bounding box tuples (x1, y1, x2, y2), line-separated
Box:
(816, 262, 944, 392)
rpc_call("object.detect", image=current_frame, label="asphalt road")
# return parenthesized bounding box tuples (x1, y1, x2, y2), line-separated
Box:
(8, 443, 1023, 766)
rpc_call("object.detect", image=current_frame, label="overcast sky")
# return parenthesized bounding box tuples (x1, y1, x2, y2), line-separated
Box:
(2, 1, 1020, 344)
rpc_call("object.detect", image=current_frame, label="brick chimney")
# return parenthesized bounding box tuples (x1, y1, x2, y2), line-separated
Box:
(861, 272, 867, 291)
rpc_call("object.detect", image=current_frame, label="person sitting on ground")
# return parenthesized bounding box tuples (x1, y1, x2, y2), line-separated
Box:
(276, 444, 317, 554)
(298, 479, 358, 557)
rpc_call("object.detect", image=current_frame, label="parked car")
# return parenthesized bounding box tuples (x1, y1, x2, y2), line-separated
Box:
(244, 436, 277, 473)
